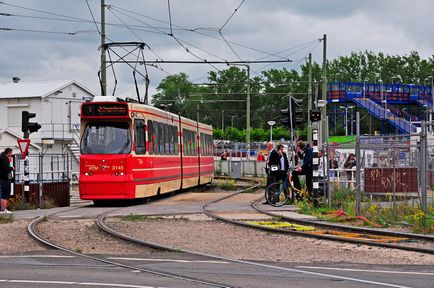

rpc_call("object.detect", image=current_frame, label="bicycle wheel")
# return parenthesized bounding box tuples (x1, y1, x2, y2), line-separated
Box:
(265, 182, 290, 207)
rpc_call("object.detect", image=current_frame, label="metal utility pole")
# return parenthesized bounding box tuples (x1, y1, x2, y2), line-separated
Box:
(246, 65, 251, 155)
(420, 121, 428, 212)
(321, 34, 327, 147)
(100, 0, 107, 96)
(355, 112, 361, 215)
(221, 110, 224, 130)
(308, 53, 313, 143)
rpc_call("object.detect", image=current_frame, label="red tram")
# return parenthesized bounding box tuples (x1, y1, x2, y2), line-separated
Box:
(79, 96, 214, 201)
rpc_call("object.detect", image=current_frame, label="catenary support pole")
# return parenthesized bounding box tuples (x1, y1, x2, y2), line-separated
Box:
(308, 53, 313, 144)
(100, 0, 107, 96)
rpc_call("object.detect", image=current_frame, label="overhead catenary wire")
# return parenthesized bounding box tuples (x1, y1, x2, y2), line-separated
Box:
(2, 1, 310, 65)
(108, 5, 222, 72)
(108, 5, 291, 61)
(2, 0, 323, 91)
(220, 0, 245, 31)
(218, 0, 245, 61)
(0, 27, 96, 35)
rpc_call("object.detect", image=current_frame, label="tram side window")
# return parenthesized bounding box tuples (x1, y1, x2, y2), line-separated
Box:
(147, 120, 154, 155)
(183, 129, 195, 156)
(182, 129, 188, 155)
(134, 119, 146, 155)
(153, 121, 159, 155)
(164, 124, 171, 155)
(200, 133, 212, 156)
(192, 131, 197, 156)
(172, 126, 179, 154)
(158, 121, 164, 155)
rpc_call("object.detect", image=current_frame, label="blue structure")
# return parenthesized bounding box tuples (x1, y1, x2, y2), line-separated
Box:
(327, 82, 433, 134)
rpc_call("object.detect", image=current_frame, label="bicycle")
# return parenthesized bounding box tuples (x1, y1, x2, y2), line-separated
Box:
(265, 168, 311, 207)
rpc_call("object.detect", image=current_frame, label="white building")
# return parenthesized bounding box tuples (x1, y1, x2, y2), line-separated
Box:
(0, 79, 95, 173)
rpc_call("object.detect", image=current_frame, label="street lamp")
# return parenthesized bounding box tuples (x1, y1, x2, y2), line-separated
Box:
(231, 115, 237, 127)
(425, 76, 434, 129)
(363, 79, 368, 98)
(339, 106, 354, 136)
(267, 120, 276, 142)
(379, 79, 387, 113)
(392, 75, 402, 85)
(229, 64, 251, 153)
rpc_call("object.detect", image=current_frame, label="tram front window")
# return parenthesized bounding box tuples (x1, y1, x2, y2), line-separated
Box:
(81, 122, 131, 154)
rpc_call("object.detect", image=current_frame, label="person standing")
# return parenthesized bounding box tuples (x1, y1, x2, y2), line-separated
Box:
(264, 142, 274, 185)
(278, 145, 289, 182)
(0, 148, 14, 213)
(344, 153, 356, 188)
(292, 141, 313, 193)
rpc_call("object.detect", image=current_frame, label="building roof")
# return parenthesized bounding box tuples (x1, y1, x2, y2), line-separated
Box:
(0, 80, 95, 99)
(0, 129, 41, 150)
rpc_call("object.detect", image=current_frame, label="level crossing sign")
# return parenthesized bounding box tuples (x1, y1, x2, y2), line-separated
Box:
(17, 139, 31, 159)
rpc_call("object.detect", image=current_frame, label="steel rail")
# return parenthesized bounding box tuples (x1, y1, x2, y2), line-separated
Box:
(96, 179, 420, 288)
(251, 196, 434, 241)
(27, 210, 235, 288)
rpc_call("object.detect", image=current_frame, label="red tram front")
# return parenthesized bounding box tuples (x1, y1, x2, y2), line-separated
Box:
(79, 97, 214, 201)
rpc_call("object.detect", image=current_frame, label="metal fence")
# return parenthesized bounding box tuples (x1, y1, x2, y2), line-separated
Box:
(13, 153, 70, 183)
(324, 120, 434, 214)
(215, 126, 434, 214)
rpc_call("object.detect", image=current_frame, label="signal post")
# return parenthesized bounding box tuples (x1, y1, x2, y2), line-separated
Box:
(20, 111, 41, 206)
(310, 109, 321, 208)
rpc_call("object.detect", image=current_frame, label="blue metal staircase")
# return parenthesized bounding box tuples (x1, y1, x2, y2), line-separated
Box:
(351, 98, 418, 133)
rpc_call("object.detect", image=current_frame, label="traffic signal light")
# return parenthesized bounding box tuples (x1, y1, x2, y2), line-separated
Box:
(22, 111, 41, 135)
(291, 98, 304, 129)
(310, 109, 321, 122)
(280, 108, 291, 127)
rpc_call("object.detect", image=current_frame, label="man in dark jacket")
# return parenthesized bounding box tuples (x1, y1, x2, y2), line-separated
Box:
(292, 141, 313, 193)
(267, 143, 284, 184)
(0, 148, 14, 213)
(264, 143, 288, 204)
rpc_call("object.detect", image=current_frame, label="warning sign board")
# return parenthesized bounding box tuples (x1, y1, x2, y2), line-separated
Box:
(17, 139, 31, 159)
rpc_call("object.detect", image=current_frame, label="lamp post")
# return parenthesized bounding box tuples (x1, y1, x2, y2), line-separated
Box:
(392, 75, 402, 85)
(230, 64, 251, 153)
(221, 110, 224, 130)
(425, 76, 434, 130)
(379, 79, 386, 113)
(231, 115, 237, 127)
(363, 79, 368, 98)
(267, 120, 276, 142)
(339, 106, 354, 136)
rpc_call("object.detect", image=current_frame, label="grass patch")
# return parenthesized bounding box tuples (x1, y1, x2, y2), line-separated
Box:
(271, 215, 283, 222)
(121, 214, 162, 221)
(296, 186, 434, 234)
(0, 215, 13, 223)
(216, 179, 237, 190)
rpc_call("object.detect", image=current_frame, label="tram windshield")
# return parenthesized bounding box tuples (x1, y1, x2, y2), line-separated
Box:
(81, 122, 131, 154)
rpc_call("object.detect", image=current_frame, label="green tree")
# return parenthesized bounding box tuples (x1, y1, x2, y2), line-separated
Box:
(213, 128, 224, 139)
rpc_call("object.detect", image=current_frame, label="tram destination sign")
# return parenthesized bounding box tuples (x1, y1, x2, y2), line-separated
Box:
(82, 103, 128, 117)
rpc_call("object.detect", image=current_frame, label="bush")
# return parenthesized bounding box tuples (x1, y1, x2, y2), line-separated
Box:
(217, 179, 237, 190)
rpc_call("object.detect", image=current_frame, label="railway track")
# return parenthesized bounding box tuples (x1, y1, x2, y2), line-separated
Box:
(27, 206, 236, 288)
(95, 179, 430, 288)
(202, 180, 434, 254)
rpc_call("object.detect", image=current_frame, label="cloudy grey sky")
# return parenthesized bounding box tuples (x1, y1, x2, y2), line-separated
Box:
(1, 0, 433, 98)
